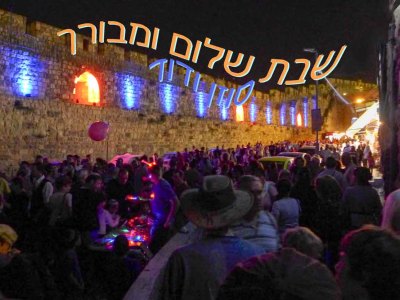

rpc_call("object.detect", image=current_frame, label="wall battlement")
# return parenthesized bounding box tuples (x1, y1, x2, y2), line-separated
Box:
(0, 8, 377, 175)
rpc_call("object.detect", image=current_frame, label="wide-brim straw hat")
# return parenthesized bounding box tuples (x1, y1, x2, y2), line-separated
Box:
(180, 175, 253, 229)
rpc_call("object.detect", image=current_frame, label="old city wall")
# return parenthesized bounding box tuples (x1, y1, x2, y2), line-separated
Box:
(0, 10, 373, 174)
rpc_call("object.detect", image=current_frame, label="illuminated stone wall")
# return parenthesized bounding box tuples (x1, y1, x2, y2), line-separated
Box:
(0, 9, 375, 174)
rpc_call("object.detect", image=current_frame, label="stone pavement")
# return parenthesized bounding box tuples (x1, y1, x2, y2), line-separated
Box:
(124, 223, 198, 300)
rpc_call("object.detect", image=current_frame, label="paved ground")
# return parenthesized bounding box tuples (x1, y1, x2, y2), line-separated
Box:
(124, 223, 198, 300)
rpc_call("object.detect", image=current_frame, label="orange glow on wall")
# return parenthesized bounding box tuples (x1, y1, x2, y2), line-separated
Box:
(73, 71, 100, 105)
(297, 113, 302, 127)
(236, 105, 244, 122)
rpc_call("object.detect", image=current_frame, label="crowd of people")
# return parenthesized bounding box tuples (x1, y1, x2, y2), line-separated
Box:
(0, 140, 398, 300)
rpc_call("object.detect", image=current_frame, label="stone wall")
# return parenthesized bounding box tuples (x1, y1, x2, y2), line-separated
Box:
(0, 9, 375, 175)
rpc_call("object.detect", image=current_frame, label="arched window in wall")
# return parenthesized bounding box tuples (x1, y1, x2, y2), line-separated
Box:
(236, 105, 244, 122)
(73, 71, 100, 105)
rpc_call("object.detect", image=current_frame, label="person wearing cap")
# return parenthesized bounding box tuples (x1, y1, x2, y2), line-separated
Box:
(160, 175, 264, 300)
(0, 224, 43, 299)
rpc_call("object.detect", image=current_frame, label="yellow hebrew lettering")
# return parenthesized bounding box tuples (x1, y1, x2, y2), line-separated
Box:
(310, 45, 347, 81)
(192, 40, 202, 63)
(77, 23, 97, 44)
(99, 21, 105, 43)
(129, 23, 151, 48)
(285, 59, 311, 85)
(57, 29, 76, 55)
(223, 50, 255, 78)
(169, 33, 193, 60)
(151, 27, 160, 50)
(259, 59, 290, 85)
(204, 37, 226, 69)
(106, 21, 127, 44)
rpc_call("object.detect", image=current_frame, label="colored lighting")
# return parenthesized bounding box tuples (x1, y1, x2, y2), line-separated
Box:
(159, 83, 179, 114)
(297, 113, 302, 127)
(290, 101, 296, 126)
(265, 101, 272, 124)
(141, 159, 156, 167)
(303, 97, 308, 127)
(280, 103, 286, 125)
(5, 47, 45, 98)
(195, 91, 207, 117)
(236, 105, 244, 122)
(356, 98, 364, 104)
(74, 71, 100, 104)
(219, 97, 229, 121)
(312, 95, 317, 109)
(118, 73, 144, 110)
(249, 97, 257, 123)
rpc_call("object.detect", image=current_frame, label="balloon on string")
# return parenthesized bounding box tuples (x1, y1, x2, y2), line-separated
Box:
(88, 121, 109, 141)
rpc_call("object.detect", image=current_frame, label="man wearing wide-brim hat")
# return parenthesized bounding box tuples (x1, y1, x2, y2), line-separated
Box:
(159, 175, 264, 300)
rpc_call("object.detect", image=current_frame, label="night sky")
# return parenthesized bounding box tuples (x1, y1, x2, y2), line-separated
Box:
(1, 0, 389, 90)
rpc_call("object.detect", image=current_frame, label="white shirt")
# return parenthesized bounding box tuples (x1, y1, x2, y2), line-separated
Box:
(97, 208, 120, 235)
(35, 175, 54, 204)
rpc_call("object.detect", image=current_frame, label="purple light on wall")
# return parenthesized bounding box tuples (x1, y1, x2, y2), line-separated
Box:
(118, 73, 145, 110)
(290, 100, 296, 126)
(249, 97, 257, 123)
(265, 101, 272, 124)
(220, 102, 229, 120)
(218, 95, 229, 120)
(4, 47, 45, 97)
(312, 95, 317, 109)
(159, 82, 180, 114)
(280, 103, 286, 125)
(194, 91, 207, 117)
(303, 97, 308, 127)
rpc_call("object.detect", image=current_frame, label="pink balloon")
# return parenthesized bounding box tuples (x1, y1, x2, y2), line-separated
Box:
(88, 121, 109, 141)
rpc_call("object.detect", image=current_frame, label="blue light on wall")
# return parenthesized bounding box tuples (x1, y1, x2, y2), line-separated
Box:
(303, 97, 308, 127)
(290, 100, 296, 126)
(220, 104, 229, 120)
(312, 95, 317, 109)
(219, 97, 229, 120)
(118, 74, 145, 110)
(249, 97, 257, 123)
(280, 103, 286, 125)
(159, 83, 180, 114)
(195, 91, 207, 117)
(5, 47, 45, 97)
(266, 101, 272, 124)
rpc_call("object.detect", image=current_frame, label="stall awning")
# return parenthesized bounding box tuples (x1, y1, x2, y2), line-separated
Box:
(345, 102, 379, 138)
